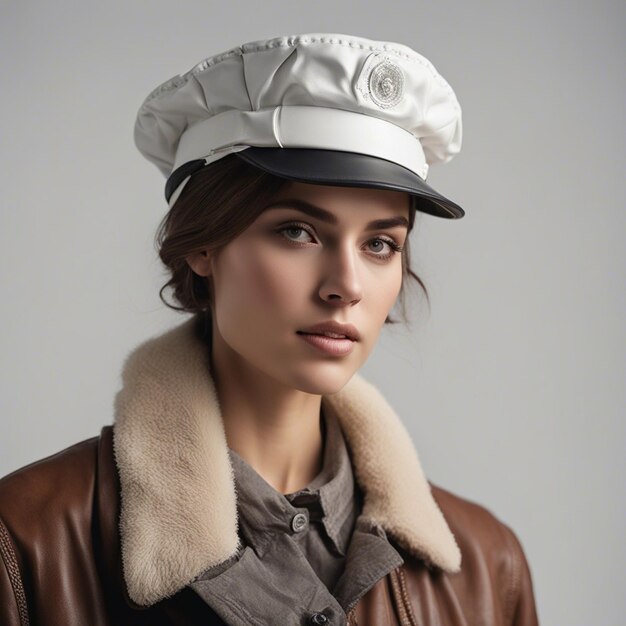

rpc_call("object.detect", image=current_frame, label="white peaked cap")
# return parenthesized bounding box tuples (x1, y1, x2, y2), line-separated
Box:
(134, 32, 464, 218)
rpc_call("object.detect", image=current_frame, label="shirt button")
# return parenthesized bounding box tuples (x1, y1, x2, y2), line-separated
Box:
(309, 613, 329, 625)
(291, 512, 308, 532)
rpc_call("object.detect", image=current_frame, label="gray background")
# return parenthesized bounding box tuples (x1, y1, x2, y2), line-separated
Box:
(1, 1, 624, 624)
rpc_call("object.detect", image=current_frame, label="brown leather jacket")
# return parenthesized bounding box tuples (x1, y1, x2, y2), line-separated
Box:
(0, 321, 539, 625)
(0, 426, 538, 626)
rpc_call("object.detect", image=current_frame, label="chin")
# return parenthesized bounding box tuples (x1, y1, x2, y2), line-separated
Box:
(285, 363, 359, 396)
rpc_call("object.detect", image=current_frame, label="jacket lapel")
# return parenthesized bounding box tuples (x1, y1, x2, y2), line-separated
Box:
(112, 317, 461, 607)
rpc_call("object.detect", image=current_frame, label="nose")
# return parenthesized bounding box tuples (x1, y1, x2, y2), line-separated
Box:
(318, 240, 364, 306)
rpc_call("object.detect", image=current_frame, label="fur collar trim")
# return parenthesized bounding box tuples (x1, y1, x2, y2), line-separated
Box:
(112, 317, 461, 607)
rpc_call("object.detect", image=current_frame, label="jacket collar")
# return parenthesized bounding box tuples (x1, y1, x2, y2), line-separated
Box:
(112, 317, 461, 607)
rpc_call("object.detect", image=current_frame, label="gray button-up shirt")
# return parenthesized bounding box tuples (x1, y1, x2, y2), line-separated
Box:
(189, 406, 404, 626)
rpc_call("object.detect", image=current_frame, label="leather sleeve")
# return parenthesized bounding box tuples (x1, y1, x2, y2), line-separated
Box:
(0, 518, 29, 626)
(502, 522, 540, 626)
(0, 436, 104, 626)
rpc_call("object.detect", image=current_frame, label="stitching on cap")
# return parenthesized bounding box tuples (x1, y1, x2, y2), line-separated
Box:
(143, 46, 244, 103)
(141, 35, 458, 109)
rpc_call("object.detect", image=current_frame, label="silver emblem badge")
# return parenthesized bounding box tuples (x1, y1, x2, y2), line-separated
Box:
(355, 53, 405, 109)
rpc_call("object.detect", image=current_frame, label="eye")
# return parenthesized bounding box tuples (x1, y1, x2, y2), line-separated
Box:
(366, 237, 404, 260)
(275, 222, 316, 244)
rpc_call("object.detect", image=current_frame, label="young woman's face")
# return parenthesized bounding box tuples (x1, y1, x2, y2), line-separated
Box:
(191, 181, 410, 395)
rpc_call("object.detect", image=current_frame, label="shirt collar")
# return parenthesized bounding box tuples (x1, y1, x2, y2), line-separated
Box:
(228, 405, 356, 557)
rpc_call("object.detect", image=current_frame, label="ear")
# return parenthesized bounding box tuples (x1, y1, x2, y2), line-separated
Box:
(185, 248, 213, 277)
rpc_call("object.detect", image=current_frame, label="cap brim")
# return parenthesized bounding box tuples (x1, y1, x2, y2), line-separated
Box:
(234, 147, 464, 219)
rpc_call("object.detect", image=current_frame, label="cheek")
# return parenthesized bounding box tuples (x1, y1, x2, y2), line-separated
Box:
(371, 263, 403, 319)
(212, 242, 308, 325)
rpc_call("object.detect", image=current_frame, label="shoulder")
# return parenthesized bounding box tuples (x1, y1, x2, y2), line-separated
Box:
(430, 482, 522, 554)
(0, 432, 104, 535)
(427, 483, 539, 625)
(429, 481, 529, 573)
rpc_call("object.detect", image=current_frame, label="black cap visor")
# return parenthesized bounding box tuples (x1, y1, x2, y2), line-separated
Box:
(234, 147, 464, 219)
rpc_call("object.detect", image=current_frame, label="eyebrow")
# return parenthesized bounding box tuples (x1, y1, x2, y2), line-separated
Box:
(262, 198, 410, 231)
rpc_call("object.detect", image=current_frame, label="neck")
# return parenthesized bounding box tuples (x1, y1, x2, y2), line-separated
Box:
(208, 316, 324, 495)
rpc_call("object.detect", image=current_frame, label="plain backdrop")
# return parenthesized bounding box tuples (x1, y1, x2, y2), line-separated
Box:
(1, 1, 624, 624)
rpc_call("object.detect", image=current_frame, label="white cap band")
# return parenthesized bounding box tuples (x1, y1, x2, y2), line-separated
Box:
(173, 105, 428, 179)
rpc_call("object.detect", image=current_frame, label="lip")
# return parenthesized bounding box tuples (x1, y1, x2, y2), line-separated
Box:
(297, 320, 361, 342)
(297, 332, 355, 356)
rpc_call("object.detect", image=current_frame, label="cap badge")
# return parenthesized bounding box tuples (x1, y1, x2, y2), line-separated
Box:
(355, 52, 405, 110)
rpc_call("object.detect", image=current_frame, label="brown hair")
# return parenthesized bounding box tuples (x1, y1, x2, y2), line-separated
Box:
(155, 153, 429, 325)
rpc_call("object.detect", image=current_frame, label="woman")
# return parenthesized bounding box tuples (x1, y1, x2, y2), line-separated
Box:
(0, 33, 539, 625)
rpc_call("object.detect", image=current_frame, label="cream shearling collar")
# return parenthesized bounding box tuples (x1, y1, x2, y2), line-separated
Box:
(112, 317, 461, 607)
